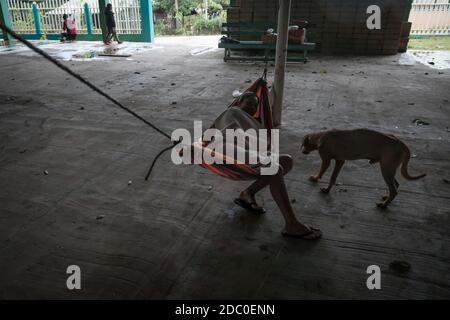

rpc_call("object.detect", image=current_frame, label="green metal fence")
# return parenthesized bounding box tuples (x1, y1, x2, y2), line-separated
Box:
(0, 0, 154, 42)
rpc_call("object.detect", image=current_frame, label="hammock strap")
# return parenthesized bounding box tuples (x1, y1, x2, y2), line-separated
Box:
(262, 56, 268, 80)
(144, 141, 181, 181)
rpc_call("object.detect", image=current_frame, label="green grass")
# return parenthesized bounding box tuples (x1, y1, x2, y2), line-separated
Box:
(408, 36, 450, 50)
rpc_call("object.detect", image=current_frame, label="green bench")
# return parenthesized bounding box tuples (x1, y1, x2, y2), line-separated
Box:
(219, 22, 316, 63)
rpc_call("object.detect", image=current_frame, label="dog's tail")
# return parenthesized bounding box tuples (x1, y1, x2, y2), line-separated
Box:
(401, 145, 426, 180)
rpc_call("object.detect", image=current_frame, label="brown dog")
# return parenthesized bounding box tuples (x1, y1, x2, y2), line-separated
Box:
(301, 129, 426, 208)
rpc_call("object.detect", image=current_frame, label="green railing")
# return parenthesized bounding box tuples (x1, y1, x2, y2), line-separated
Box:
(0, 0, 154, 42)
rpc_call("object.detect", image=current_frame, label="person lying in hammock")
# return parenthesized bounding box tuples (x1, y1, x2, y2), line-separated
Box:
(202, 92, 322, 240)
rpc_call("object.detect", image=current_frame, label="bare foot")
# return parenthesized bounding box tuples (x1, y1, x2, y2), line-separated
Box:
(283, 222, 322, 240)
(320, 187, 330, 194)
(377, 202, 388, 209)
(239, 190, 263, 211)
(309, 175, 319, 182)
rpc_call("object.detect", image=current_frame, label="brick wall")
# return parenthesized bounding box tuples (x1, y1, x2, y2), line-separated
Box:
(227, 0, 413, 54)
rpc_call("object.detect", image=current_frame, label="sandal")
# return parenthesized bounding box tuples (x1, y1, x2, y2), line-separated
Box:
(234, 198, 266, 214)
(282, 226, 322, 240)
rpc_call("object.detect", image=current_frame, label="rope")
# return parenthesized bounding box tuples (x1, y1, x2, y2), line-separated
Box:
(144, 142, 180, 181)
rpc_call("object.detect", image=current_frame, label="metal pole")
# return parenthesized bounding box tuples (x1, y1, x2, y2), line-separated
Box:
(84, 3, 93, 35)
(99, 0, 108, 41)
(140, 0, 154, 42)
(32, 2, 42, 38)
(272, 0, 291, 127)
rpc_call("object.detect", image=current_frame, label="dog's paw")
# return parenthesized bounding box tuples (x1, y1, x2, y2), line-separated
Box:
(309, 175, 319, 182)
(320, 187, 330, 194)
(376, 202, 387, 209)
(381, 195, 388, 201)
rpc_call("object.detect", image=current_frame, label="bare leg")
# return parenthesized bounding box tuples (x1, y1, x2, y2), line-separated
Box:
(113, 31, 122, 44)
(104, 32, 112, 44)
(235, 156, 321, 238)
(309, 158, 331, 182)
(240, 155, 293, 206)
(321, 160, 345, 193)
(269, 167, 320, 238)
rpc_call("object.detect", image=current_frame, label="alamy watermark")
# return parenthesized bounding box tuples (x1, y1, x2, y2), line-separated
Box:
(366, 265, 381, 290)
(66, 265, 81, 290)
(170, 121, 280, 176)
(367, 5, 381, 30)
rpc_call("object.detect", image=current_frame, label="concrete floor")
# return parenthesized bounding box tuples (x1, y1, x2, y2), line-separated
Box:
(0, 36, 449, 299)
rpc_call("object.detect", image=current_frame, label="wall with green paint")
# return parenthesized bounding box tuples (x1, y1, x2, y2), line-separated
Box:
(0, 0, 13, 40)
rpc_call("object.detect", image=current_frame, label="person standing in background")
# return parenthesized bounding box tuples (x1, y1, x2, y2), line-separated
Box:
(104, 4, 122, 44)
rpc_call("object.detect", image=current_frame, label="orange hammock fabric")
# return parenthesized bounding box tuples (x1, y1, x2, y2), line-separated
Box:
(199, 77, 274, 181)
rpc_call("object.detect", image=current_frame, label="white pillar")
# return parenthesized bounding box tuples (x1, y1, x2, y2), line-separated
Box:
(272, 0, 291, 127)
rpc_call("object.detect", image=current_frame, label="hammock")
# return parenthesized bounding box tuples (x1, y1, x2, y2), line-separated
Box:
(144, 74, 274, 181)
(198, 76, 274, 181)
